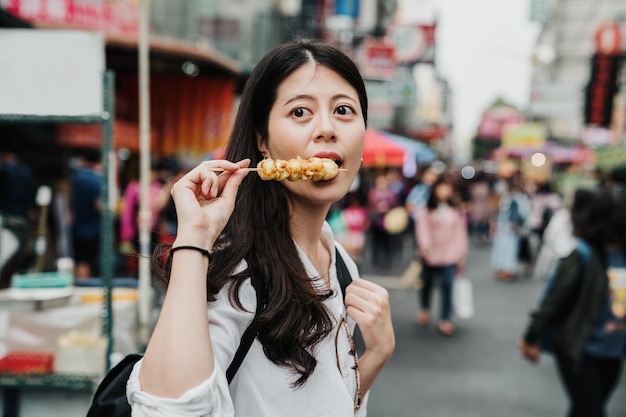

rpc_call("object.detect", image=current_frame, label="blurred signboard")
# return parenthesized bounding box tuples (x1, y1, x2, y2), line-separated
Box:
(0, 30, 104, 116)
(477, 106, 524, 139)
(501, 123, 546, 149)
(584, 53, 621, 127)
(335, 0, 359, 18)
(530, 83, 581, 117)
(391, 66, 416, 107)
(2, 0, 138, 35)
(530, 0, 552, 24)
(359, 37, 396, 80)
(580, 126, 617, 148)
(386, 24, 436, 65)
(363, 79, 394, 130)
(595, 146, 626, 170)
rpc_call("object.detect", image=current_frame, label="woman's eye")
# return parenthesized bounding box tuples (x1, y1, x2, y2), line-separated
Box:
(292, 107, 310, 118)
(336, 105, 354, 115)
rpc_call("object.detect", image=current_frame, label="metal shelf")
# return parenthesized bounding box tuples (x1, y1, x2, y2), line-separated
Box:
(0, 373, 98, 392)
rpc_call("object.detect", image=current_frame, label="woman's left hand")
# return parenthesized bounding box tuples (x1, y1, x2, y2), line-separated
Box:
(518, 339, 541, 364)
(345, 279, 395, 362)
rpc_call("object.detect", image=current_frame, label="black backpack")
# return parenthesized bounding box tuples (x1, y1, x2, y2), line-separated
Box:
(86, 248, 353, 417)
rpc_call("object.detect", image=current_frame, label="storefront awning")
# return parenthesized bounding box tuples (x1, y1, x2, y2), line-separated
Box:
(32, 21, 241, 77)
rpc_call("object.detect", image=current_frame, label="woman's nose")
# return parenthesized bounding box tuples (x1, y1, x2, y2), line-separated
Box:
(313, 114, 337, 142)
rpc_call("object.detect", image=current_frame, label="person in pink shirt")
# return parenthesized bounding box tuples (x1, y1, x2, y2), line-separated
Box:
(119, 163, 167, 274)
(416, 176, 468, 336)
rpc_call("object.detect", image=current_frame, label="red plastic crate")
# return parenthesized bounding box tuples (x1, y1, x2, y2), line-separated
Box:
(0, 351, 54, 374)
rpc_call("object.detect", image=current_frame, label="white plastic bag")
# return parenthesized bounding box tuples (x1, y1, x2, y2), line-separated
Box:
(453, 276, 474, 319)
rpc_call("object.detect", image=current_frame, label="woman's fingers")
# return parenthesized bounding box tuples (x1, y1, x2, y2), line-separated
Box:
(170, 159, 252, 241)
(217, 159, 251, 205)
(345, 279, 394, 358)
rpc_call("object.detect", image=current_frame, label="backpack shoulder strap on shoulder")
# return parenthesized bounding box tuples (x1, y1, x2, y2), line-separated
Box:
(576, 239, 592, 264)
(335, 247, 353, 301)
(226, 276, 266, 384)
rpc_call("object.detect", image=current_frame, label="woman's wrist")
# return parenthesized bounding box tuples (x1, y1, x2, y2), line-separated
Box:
(173, 230, 216, 252)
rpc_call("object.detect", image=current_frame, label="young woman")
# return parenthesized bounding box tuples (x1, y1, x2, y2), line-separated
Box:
(520, 188, 626, 417)
(490, 174, 530, 281)
(127, 40, 395, 416)
(415, 176, 468, 336)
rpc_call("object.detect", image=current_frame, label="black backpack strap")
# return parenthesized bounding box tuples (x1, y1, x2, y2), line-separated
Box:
(227, 248, 352, 382)
(335, 247, 353, 301)
(226, 276, 266, 383)
(86, 353, 143, 417)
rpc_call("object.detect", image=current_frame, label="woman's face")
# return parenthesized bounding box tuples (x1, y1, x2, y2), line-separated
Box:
(434, 182, 454, 202)
(259, 62, 365, 204)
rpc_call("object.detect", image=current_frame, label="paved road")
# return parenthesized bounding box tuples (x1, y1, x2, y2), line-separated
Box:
(362, 242, 626, 417)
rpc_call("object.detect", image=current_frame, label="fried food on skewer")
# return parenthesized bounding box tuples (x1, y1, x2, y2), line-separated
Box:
(257, 156, 340, 182)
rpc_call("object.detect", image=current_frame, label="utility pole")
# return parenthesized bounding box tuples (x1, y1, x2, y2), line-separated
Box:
(138, 0, 153, 346)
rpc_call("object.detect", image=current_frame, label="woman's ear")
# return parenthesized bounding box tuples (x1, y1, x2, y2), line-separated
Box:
(257, 134, 270, 158)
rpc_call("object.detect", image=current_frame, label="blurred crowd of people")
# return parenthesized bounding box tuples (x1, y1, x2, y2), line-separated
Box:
(0, 142, 186, 283)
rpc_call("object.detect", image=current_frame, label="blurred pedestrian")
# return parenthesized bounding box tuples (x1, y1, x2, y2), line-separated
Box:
(520, 188, 626, 417)
(0, 140, 37, 288)
(402, 162, 444, 286)
(367, 173, 398, 272)
(415, 176, 468, 336)
(69, 149, 102, 279)
(491, 174, 530, 281)
(525, 181, 562, 272)
(118, 160, 165, 275)
(405, 162, 443, 220)
(467, 171, 494, 246)
(532, 188, 594, 281)
(154, 156, 184, 245)
(339, 192, 370, 267)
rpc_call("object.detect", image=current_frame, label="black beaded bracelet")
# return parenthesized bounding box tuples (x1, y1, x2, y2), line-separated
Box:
(169, 245, 211, 262)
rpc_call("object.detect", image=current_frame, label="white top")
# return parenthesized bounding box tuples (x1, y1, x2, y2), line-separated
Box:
(126, 223, 368, 417)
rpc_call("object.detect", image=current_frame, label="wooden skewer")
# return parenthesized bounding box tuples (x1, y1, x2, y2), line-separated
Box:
(205, 167, 347, 172)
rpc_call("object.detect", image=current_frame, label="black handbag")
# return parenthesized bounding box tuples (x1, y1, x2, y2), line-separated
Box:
(86, 248, 353, 416)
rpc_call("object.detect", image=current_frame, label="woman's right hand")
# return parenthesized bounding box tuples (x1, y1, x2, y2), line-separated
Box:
(170, 159, 250, 249)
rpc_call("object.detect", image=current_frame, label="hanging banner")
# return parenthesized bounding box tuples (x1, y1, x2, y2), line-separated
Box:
(501, 123, 547, 149)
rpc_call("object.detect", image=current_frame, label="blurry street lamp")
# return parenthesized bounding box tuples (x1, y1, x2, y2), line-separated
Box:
(531, 152, 547, 167)
(182, 61, 199, 77)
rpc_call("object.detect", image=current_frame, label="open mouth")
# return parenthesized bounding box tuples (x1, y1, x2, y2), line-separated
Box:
(333, 159, 343, 168)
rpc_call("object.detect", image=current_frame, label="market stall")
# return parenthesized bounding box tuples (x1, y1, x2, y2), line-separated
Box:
(0, 29, 117, 416)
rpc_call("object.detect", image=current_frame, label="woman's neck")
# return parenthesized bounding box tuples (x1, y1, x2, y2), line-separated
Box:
(289, 201, 330, 254)
(289, 201, 333, 286)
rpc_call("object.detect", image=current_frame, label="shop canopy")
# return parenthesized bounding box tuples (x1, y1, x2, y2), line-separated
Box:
(363, 128, 406, 167)
(378, 130, 437, 163)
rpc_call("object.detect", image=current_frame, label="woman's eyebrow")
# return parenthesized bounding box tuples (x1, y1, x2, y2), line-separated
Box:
(283, 93, 357, 106)
(283, 94, 315, 106)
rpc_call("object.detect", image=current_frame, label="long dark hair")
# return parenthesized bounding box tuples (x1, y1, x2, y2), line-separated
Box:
(575, 187, 626, 266)
(426, 176, 459, 210)
(154, 39, 367, 387)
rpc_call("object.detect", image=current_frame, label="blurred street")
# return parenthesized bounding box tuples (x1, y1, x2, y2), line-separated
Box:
(362, 240, 626, 417)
